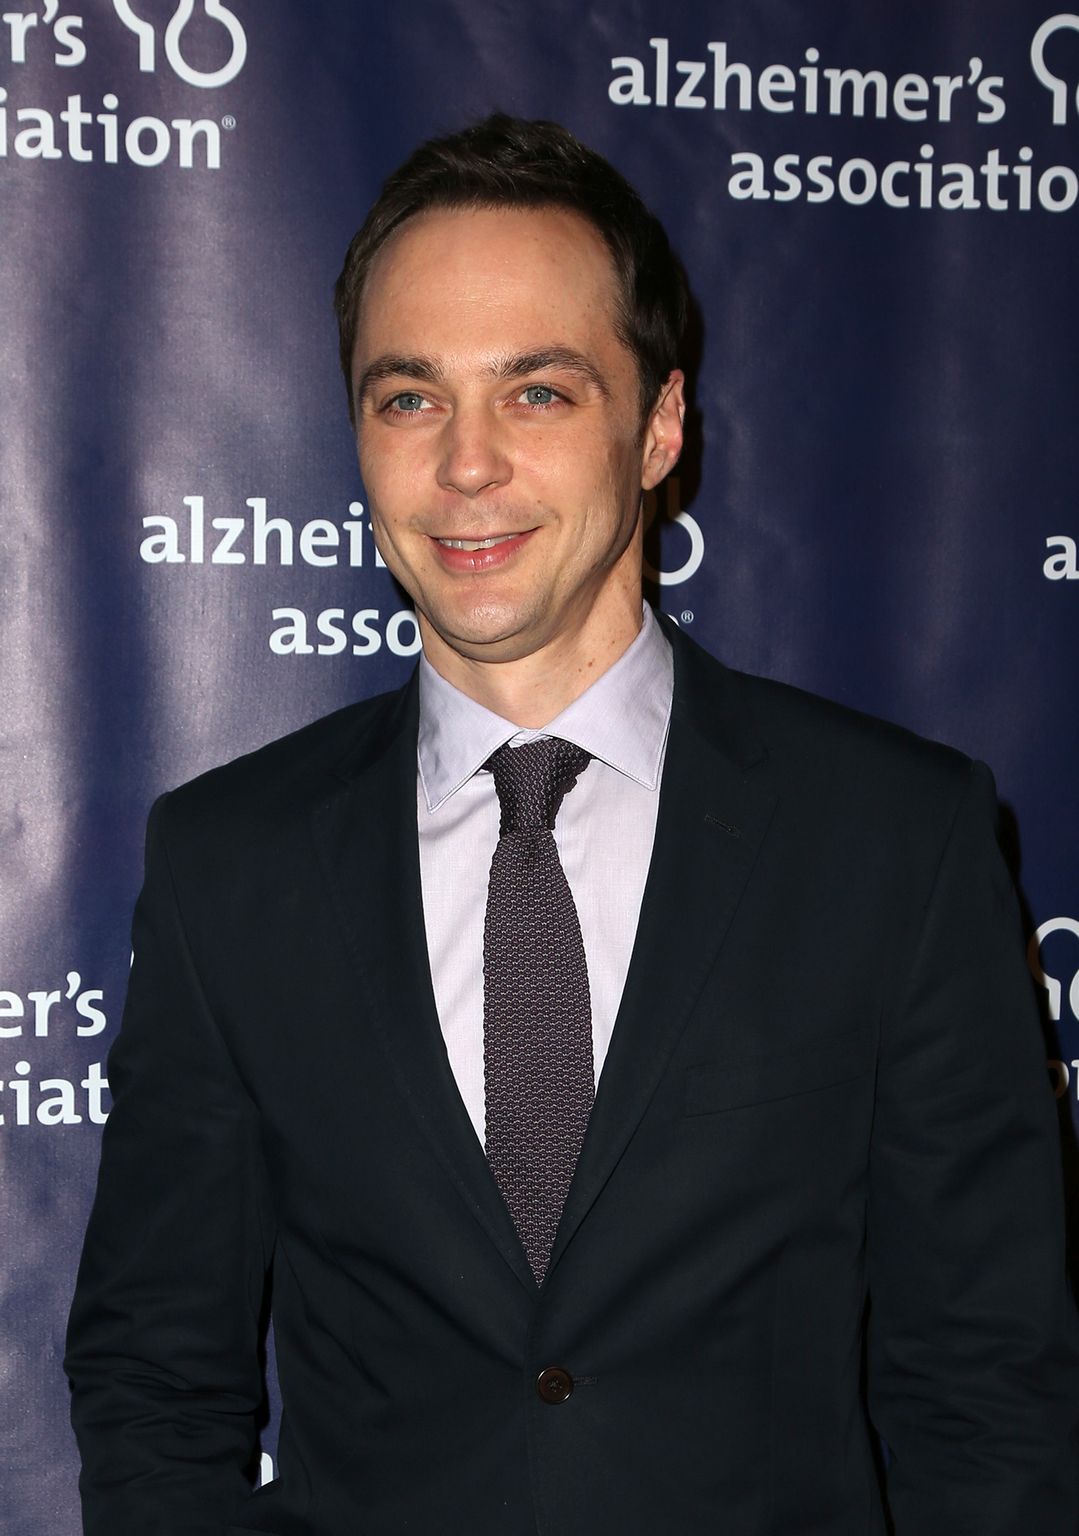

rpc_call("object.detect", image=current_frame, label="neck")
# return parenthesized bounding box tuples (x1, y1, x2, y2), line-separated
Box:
(422, 592, 645, 729)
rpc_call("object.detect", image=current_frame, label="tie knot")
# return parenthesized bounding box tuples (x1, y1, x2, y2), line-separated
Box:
(486, 737, 591, 835)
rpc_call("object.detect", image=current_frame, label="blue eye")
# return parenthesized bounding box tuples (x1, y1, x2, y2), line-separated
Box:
(391, 392, 426, 413)
(522, 385, 556, 406)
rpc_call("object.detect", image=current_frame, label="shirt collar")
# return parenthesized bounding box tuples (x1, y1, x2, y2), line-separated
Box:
(417, 605, 674, 813)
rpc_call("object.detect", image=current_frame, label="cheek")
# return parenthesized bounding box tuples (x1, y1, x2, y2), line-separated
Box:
(362, 469, 425, 548)
(362, 481, 413, 559)
(583, 443, 645, 519)
(525, 433, 622, 503)
(369, 512, 421, 577)
(359, 425, 427, 492)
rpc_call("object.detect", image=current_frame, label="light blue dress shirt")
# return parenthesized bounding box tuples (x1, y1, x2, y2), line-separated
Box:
(416, 605, 674, 1144)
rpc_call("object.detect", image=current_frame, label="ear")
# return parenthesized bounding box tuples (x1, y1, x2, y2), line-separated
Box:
(640, 370, 686, 491)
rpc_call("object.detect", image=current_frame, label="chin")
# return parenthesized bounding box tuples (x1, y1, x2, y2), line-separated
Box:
(428, 608, 544, 662)
(430, 597, 538, 647)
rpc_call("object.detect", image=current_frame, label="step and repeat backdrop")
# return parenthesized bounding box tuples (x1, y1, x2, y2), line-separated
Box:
(3, 2, 1078, 1529)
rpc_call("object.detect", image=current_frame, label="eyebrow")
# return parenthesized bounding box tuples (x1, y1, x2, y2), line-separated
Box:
(495, 349, 611, 397)
(356, 346, 611, 403)
(356, 354, 444, 399)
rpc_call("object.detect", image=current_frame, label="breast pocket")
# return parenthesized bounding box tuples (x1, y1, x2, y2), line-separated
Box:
(685, 1027, 876, 1115)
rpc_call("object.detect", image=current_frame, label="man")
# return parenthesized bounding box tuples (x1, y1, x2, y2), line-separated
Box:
(66, 115, 1078, 1534)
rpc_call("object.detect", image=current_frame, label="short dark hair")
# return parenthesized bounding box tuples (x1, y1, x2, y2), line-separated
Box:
(333, 114, 688, 425)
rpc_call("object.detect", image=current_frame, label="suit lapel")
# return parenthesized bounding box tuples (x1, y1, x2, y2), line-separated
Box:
(549, 629, 778, 1272)
(310, 675, 537, 1293)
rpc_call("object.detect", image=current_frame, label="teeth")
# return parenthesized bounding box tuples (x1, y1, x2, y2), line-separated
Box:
(437, 534, 518, 551)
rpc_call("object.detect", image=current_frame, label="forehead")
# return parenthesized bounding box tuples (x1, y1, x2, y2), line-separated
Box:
(354, 204, 624, 363)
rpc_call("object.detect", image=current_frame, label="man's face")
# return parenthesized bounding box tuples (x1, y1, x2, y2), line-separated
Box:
(351, 204, 683, 681)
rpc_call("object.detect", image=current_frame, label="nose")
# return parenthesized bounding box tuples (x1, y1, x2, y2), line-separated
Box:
(436, 405, 512, 498)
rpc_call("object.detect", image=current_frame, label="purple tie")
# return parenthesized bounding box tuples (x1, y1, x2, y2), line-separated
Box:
(483, 737, 594, 1283)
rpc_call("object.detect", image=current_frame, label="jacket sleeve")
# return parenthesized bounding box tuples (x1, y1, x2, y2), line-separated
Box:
(65, 794, 275, 1536)
(867, 760, 1079, 1532)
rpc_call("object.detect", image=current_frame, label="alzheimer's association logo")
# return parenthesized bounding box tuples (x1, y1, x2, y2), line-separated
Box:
(1029, 917, 1079, 1025)
(113, 0, 247, 88)
(643, 477, 705, 587)
(1029, 917, 1079, 1102)
(1, 0, 248, 169)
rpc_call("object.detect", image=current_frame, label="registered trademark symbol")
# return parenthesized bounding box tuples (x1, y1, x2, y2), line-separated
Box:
(221, 114, 237, 131)
(680, 609, 694, 624)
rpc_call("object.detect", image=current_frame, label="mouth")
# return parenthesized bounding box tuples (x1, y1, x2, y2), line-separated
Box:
(436, 533, 521, 551)
(428, 527, 537, 572)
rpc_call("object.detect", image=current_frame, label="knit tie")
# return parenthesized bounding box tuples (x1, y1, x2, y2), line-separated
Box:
(483, 737, 593, 1283)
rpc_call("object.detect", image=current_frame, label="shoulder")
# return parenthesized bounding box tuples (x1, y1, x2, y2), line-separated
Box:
(739, 667, 969, 785)
(672, 637, 1008, 931)
(669, 624, 980, 828)
(153, 678, 415, 844)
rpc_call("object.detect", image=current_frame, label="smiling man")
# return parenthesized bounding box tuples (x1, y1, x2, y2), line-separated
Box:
(67, 116, 1077, 1535)
(350, 201, 682, 725)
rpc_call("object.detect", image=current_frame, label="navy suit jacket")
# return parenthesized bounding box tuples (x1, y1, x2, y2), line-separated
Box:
(66, 623, 1079, 1534)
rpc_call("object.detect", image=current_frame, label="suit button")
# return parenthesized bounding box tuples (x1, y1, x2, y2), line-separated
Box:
(536, 1366, 573, 1404)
